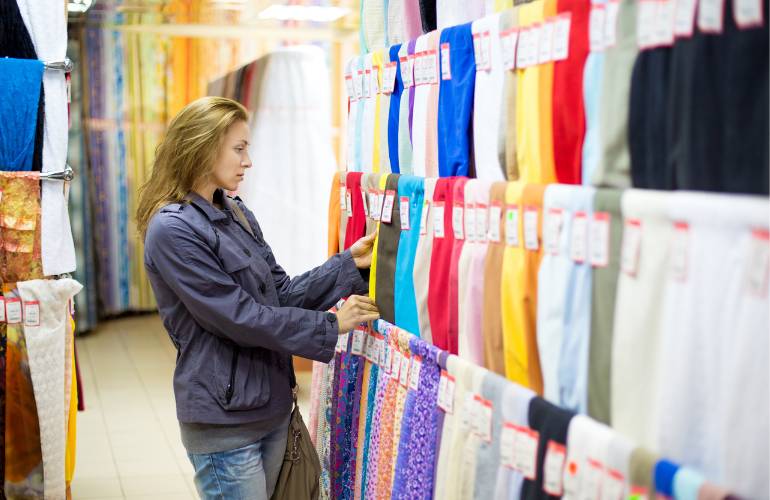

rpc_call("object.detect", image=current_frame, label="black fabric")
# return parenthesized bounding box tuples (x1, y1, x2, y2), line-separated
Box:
(419, 0, 437, 33)
(375, 173, 401, 324)
(0, 0, 44, 172)
(521, 397, 576, 500)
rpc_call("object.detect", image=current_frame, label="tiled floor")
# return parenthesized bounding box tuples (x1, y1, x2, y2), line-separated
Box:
(71, 314, 312, 500)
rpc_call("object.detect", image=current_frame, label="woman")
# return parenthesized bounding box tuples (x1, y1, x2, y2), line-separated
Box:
(136, 96, 379, 499)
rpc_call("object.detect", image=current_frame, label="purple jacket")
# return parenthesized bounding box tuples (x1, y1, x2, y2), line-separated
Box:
(144, 190, 368, 425)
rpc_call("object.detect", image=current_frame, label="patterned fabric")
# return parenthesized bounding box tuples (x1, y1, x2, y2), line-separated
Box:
(372, 331, 402, 499)
(329, 346, 347, 497)
(0, 174, 43, 283)
(360, 361, 380, 498)
(0, 322, 6, 494)
(389, 331, 412, 484)
(364, 356, 389, 500)
(340, 355, 364, 499)
(317, 356, 336, 500)
(354, 358, 372, 499)
(309, 361, 325, 446)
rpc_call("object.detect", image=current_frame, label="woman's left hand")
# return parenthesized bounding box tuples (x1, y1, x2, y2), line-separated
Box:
(350, 232, 376, 269)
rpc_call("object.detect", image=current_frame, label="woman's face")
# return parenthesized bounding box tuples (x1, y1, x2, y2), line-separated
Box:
(211, 120, 252, 192)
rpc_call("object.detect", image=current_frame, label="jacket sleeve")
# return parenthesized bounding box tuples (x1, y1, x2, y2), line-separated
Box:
(239, 200, 370, 309)
(146, 215, 339, 362)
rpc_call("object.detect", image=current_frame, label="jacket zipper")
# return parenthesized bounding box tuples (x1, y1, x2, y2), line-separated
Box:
(225, 346, 239, 404)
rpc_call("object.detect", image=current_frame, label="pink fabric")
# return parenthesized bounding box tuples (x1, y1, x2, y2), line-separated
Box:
(447, 177, 469, 355)
(404, 0, 424, 40)
(309, 361, 324, 445)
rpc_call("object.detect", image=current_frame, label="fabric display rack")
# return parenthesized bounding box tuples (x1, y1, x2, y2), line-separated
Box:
(1, 1, 84, 499)
(310, 0, 769, 499)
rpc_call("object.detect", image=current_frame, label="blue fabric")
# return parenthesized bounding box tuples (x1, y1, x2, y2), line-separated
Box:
(393, 176, 425, 335)
(581, 19, 606, 185)
(0, 58, 43, 171)
(360, 363, 380, 498)
(557, 187, 596, 414)
(391, 337, 424, 498)
(654, 460, 681, 498)
(437, 23, 476, 177)
(388, 43, 404, 173)
(672, 467, 705, 500)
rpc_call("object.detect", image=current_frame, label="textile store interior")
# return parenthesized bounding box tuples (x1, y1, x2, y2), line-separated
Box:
(1, 0, 768, 499)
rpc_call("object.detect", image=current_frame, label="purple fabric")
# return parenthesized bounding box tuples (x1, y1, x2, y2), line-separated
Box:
(431, 350, 450, 494)
(392, 337, 424, 498)
(340, 355, 364, 499)
(331, 348, 351, 498)
(364, 329, 393, 499)
(408, 39, 417, 141)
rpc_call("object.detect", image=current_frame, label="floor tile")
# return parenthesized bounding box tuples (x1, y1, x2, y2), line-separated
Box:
(70, 477, 123, 499)
(120, 474, 190, 496)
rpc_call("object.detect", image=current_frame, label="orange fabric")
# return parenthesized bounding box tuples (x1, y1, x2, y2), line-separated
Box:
(522, 183, 547, 394)
(538, 0, 558, 184)
(482, 182, 508, 375)
(328, 171, 342, 258)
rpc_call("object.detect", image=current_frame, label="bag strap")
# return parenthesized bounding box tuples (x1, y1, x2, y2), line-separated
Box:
(228, 198, 256, 238)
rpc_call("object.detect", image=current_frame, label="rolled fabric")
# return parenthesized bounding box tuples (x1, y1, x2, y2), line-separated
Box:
(413, 177, 438, 344)
(580, 0, 607, 185)
(424, 30, 442, 178)
(327, 171, 342, 257)
(562, 415, 614, 500)
(309, 361, 324, 445)
(394, 176, 426, 335)
(437, 0, 486, 29)
(481, 181, 509, 375)
(499, 8, 520, 180)
(538, 0, 558, 185)
(388, 332, 413, 490)
(375, 174, 402, 323)
(398, 41, 415, 173)
(457, 180, 478, 362)
(472, 13, 506, 180)
(353, 354, 373, 500)
(373, 50, 390, 174)
(346, 57, 362, 172)
(456, 364, 491, 500)
(446, 177, 469, 355)
(410, 34, 431, 176)
(369, 174, 389, 299)
(655, 460, 681, 499)
(0, 58, 43, 171)
(629, 447, 658, 499)
(343, 172, 368, 249)
(437, 23, 476, 177)
(388, 43, 405, 173)
(427, 177, 457, 351)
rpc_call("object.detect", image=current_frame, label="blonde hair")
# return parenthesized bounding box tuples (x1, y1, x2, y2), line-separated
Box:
(136, 96, 249, 237)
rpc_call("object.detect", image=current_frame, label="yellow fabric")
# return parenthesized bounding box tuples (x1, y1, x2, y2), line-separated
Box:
(372, 51, 384, 174)
(499, 181, 529, 386)
(369, 174, 390, 299)
(65, 317, 77, 485)
(495, 0, 514, 11)
(538, 0, 558, 184)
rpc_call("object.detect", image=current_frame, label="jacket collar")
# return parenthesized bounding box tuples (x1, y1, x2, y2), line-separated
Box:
(186, 190, 229, 222)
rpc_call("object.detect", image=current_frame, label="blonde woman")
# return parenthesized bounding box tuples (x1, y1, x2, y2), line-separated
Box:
(137, 96, 379, 499)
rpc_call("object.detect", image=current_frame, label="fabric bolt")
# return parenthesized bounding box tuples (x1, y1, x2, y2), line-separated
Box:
(413, 177, 438, 344)
(388, 0, 406, 45)
(437, 23, 477, 177)
(363, 173, 380, 237)
(375, 174, 401, 323)
(521, 184, 547, 393)
(0, 59, 43, 171)
(456, 365, 490, 499)
(499, 8, 519, 180)
(361, 54, 378, 174)
(538, 0, 558, 186)
(655, 460, 680, 498)
(420, 0, 438, 32)
(353, 355, 372, 500)
(430, 351, 450, 489)
(388, 44, 404, 173)
(674, 468, 706, 500)
(344, 172, 368, 250)
(394, 176, 426, 335)
(458, 180, 493, 365)
(593, 0, 636, 188)
(391, 336, 422, 498)
(330, 343, 351, 498)
(0, 323, 5, 490)
(363, 346, 390, 500)
(587, 189, 623, 424)
(520, 397, 576, 500)
(557, 186, 595, 414)
(404, 0, 424, 40)
(611, 190, 672, 450)
(473, 373, 509, 499)
(490, 383, 537, 500)
(339, 173, 349, 250)
(347, 347, 367, 499)
(398, 41, 415, 174)
(369, 174, 389, 301)
(359, 359, 380, 499)
(629, 447, 658, 498)
(372, 50, 387, 174)
(605, 433, 635, 499)
(424, 31, 442, 178)
(472, 14, 506, 180)
(363, 0, 387, 51)
(372, 335, 402, 500)
(16, 0, 77, 276)
(410, 34, 431, 176)
(580, 0, 606, 186)
(345, 356, 365, 498)
(327, 171, 342, 259)
(354, 57, 367, 174)
(388, 332, 412, 488)
(347, 57, 362, 171)
(309, 361, 325, 446)
(437, 0, 486, 29)
(561, 415, 614, 500)
(327, 340, 344, 496)
(481, 181, 508, 375)
(401, 343, 443, 499)
(316, 357, 335, 499)
(552, 0, 591, 185)
(654, 193, 769, 499)
(446, 177, 469, 355)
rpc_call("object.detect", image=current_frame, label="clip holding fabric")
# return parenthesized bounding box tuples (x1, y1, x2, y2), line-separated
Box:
(44, 58, 74, 73)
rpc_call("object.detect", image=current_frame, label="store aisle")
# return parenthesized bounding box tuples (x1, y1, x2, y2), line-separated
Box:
(71, 314, 312, 499)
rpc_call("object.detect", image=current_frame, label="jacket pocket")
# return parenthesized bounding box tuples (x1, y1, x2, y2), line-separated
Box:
(213, 342, 271, 411)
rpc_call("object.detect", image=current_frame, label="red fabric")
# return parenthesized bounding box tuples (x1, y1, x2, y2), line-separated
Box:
(344, 172, 367, 250)
(427, 177, 456, 352)
(446, 177, 468, 355)
(552, 0, 590, 185)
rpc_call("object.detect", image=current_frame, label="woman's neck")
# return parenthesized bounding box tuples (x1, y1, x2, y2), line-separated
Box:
(193, 183, 218, 205)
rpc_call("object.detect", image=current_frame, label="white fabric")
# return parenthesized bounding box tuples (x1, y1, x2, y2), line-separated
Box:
(387, 0, 406, 45)
(493, 384, 536, 500)
(19, 278, 83, 500)
(346, 57, 361, 171)
(562, 415, 614, 500)
(410, 35, 430, 177)
(654, 192, 769, 499)
(363, 0, 387, 50)
(413, 178, 437, 343)
(457, 364, 489, 499)
(437, 0, 486, 29)
(610, 189, 672, 450)
(457, 180, 479, 363)
(472, 14, 506, 181)
(361, 54, 377, 174)
(240, 47, 336, 278)
(605, 433, 635, 498)
(17, 0, 77, 276)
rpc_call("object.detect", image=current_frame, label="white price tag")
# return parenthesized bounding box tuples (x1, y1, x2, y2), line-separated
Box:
(399, 353, 411, 387)
(453, 203, 465, 240)
(372, 191, 383, 221)
(400, 55, 414, 88)
(354, 70, 364, 100)
(698, 0, 725, 32)
(488, 203, 503, 243)
(382, 62, 398, 93)
(543, 441, 567, 496)
(671, 222, 689, 282)
(584, 458, 605, 500)
(517, 28, 531, 68)
(505, 206, 520, 247)
(545, 208, 564, 256)
(340, 186, 347, 211)
(363, 69, 372, 98)
(476, 204, 488, 243)
(539, 21, 556, 63)
(501, 28, 520, 70)
(426, 50, 439, 84)
(464, 203, 476, 242)
(409, 355, 422, 390)
(345, 189, 353, 217)
(570, 211, 589, 263)
(604, 0, 621, 47)
(603, 468, 626, 500)
(400, 196, 411, 230)
(383, 342, 392, 373)
(364, 332, 374, 362)
(590, 4, 607, 52)
(553, 13, 572, 61)
(0, 297, 5, 323)
(590, 212, 611, 268)
(441, 43, 453, 80)
(674, 0, 698, 36)
(655, 0, 676, 46)
(527, 24, 542, 67)
(335, 331, 349, 353)
(734, 0, 765, 27)
(437, 369, 455, 413)
(351, 327, 366, 356)
(473, 395, 493, 442)
(381, 190, 396, 224)
(391, 349, 402, 379)
(500, 423, 518, 469)
(524, 207, 539, 250)
(473, 32, 492, 71)
(345, 74, 354, 100)
(361, 190, 369, 218)
(514, 427, 540, 480)
(433, 202, 446, 238)
(637, 0, 657, 48)
(747, 229, 770, 297)
(621, 219, 642, 276)
(420, 200, 430, 235)
(376, 334, 386, 367)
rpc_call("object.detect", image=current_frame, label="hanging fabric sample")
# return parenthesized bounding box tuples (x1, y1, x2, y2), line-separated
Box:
(424, 31, 442, 178)
(437, 0, 486, 29)
(481, 181, 508, 375)
(580, 0, 608, 185)
(363, 0, 388, 51)
(427, 177, 456, 351)
(347, 57, 363, 172)
(393, 175, 426, 335)
(0, 174, 44, 283)
(375, 174, 402, 322)
(413, 177, 438, 343)
(388, 44, 405, 173)
(239, 47, 337, 277)
(404, 0, 425, 41)
(397, 41, 415, 174)
(362, 54, 378, 174)
(344, 172, 368, 249)
(446, 177, 469, 355)
(498, 8, 519, 180)
(0, 59, 43, 171)
(538, 0, 558, 187)
(410, 34, 432, 176)
(373, 50, 389, 175)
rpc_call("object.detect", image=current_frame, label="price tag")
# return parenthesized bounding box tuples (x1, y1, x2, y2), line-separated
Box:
(464, 203, 476, 242)
(590, 212, 611, 268)
(417, 51, 428, 86)
(420, 200, 431, 235)
(584, 458, 605, 500)
(603, 468, 626, 500)
(383, 342, 392, 374)
(399, 353, 411, 387)
(637, 0, 657, 48)
(538, 21, 555, 63)
(517, 28, 531, 68)
(351, 327, 366, 356)
(345, 189, 353, 217)
(433, 202, 446, 239)
(364, 332, 375, 362)
(437, 369, 456, 413)
(335, 331, 349, 353)
(391, 348, 402, 379)
(655, 0, 676, 46)
(671, 222, 689, 282)
(698, 0, 725, 32)
(747, 229, 770, 297)
(527, 25, 542, 67)
(489, 203, 503, 243)
(514, 427, 540, 480)
(734, 0, 764, 27)
(376, 334, 386, 367)
(590, 4, 607, 52)
(0, 297, 5, 323)
(382, 62, 398, 93)
(544, 441, 567, 496)
(473, 395, 493, 442)
(500, 422, 518, 469)
(340, 186, 347, 211)
(501, 28, 520, 70)
(473, 31, 492, 71)
(621, 219, 642, 276)
(345, 74, 354, 100)
(381, 190, 396, 224)
(441, 43, 453, 80)
(524, 206, 539, 250)
(371, 190, 383, 221)
(553, 13, 572, 61)
(400, 55, 414, 88)
(453, 203, 465, 240)
(545, 208, 564, 256)
(400, 196, 411, 230)
(570, 211, 589, 263)
(361, 189, 370, 218)
(674, 0, 698, 36)
(426, 50, 439, 84)
(354, 70, 364, 100)
(506, 206, 520, 247)
(409, 355, 422, 390)
(604, 0, 621, 47)
(476, 204, 489, 243)
(363, 69, 372, 98)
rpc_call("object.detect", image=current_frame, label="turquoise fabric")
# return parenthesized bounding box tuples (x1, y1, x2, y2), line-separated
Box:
(393, 175, 425, 335)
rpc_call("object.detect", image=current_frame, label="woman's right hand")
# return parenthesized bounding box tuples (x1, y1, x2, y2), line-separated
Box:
(335, 295, 380, 333)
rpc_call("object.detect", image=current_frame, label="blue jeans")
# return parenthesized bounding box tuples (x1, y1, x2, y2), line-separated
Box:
(187, 421, 288, 500)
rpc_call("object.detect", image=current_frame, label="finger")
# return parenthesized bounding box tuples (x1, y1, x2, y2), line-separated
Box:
(359, 302, 379, 314)
(357, 312, 380, 322)
(354, 295, 376, 306)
